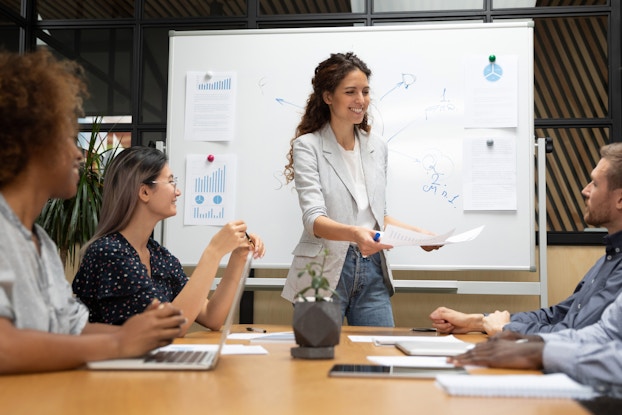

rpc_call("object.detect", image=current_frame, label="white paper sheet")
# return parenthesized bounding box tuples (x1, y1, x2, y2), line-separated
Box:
(184, 154, 237, 225)
(436, 373, 598, 399)
(367, 355, 456, 368)
(463, 136, 517, 210)
(349, 334, 465, 345)
(184, 71, 236, 141)
(376, 225, 484, 247)
(464, 55, 518, 128)
(228, 332, 295, 343)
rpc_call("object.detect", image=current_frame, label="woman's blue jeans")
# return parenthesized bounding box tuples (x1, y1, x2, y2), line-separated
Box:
(334, 245, 395, 327)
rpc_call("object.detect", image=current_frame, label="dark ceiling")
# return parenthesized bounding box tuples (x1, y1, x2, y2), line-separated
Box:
(0, 0, 353, 20)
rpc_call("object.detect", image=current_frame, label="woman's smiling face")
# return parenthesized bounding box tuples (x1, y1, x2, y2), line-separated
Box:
(323, 68, 370, 127)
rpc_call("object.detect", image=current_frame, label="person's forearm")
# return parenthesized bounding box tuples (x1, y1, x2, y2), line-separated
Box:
(312, 216, 358, 242)
(196, 250, 248, 330)
(81, 322, 120, 334)
(542, 340, 622, 392)
(0, 324, 118, 374)
(174, 246, 222, 334)
(465, 313, 486, 332)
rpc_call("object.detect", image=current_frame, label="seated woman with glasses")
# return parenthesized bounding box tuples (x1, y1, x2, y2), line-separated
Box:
(73, 146, 265, 335)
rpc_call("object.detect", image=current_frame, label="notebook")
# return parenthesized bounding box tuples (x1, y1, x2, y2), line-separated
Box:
(436, 373, 599, 400)
(87, 252, 253, 370)
(395, 340, 474, 356)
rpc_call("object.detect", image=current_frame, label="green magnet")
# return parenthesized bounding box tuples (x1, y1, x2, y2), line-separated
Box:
(489, 54, 496, 62)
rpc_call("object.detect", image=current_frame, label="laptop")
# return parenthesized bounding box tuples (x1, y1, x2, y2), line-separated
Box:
(87, 252, 253, 370)
(395, 340, 474, 357)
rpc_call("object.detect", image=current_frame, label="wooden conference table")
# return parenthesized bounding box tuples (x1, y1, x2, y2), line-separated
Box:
(0, 325, 590, 415)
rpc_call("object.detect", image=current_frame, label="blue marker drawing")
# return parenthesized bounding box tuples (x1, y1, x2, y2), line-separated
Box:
(390, 148, 460, 207)
(275, 98, 304, 109)
(194, 195, 205, 204)
(213, 195, 223, 204)
(420, 162, 459, 207)
(380, 73, 416, 101)
(425, 88, 456, 120)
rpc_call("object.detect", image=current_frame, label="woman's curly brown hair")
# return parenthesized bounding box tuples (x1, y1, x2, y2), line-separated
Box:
(0, 49, 88, 188)
(283, 52, 372, 184)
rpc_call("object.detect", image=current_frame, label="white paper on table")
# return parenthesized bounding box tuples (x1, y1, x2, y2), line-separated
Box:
(436, 373, 598, 399)
(377, 225, 484, 247)
(228, 331, 294, 342)
(367, 355, 456, 368)
(349, 334, 465, 345)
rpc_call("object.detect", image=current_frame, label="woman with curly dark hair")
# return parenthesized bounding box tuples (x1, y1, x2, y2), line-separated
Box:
(281, 52, 439, 326)
(0, 49, 186, 374)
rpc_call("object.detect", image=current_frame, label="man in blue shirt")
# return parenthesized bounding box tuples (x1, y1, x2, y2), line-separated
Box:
(450, 142, 622, 397)
(430, 142, 622, 336)
(450, 288, 622, 397)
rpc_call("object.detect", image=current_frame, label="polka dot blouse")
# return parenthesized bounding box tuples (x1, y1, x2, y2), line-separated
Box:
(72, 232, 188, 325)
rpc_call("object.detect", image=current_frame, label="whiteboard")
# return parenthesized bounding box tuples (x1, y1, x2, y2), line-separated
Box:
(164, 22, 535, 270)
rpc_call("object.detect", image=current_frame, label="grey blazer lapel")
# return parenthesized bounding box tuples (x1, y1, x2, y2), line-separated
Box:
(321, 125, 358, 201)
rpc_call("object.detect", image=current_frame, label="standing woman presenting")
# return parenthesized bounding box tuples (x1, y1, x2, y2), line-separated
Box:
(281, 52, 439, 327)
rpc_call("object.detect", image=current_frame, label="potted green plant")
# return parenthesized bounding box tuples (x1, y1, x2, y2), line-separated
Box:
(291, 249, 343, 359)
(36, 117, 115, 266)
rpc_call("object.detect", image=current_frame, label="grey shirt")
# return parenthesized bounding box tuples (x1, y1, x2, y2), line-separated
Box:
(541, 292, 622, 397)
(0, 193, 88, 334)
(506, 231, 622, 334)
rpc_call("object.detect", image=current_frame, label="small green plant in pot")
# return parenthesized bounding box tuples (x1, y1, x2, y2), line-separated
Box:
(291, 249, 343, 359)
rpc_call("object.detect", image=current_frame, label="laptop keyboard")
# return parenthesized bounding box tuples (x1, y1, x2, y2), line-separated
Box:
(145, 350, 214, 365)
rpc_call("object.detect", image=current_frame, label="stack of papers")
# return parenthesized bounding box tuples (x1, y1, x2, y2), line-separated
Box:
(436, 373, 598, 400)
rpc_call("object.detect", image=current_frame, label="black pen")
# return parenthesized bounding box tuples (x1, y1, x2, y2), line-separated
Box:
(245, 231, 255, 249)
(246, 327, 266, 333)
(411, 327, 437, 332)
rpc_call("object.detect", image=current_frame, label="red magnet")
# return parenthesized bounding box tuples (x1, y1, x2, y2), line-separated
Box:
(207, 154, 215, 162)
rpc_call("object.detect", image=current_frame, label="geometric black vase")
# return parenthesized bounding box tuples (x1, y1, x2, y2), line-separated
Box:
(291, 300, 342, 359)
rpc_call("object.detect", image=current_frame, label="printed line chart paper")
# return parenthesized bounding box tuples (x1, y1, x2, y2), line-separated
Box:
(184, 154, 237, 225)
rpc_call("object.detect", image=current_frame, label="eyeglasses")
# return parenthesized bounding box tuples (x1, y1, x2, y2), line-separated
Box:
(147, 177, 178, 191)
